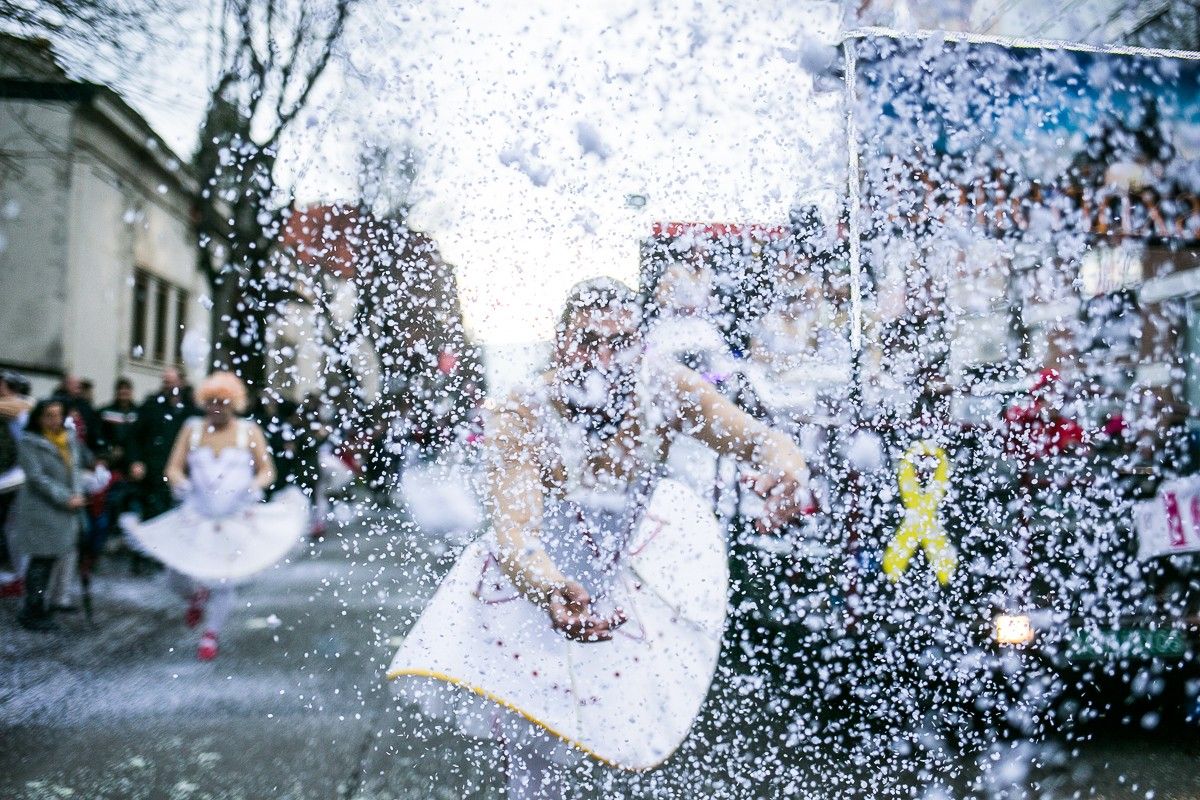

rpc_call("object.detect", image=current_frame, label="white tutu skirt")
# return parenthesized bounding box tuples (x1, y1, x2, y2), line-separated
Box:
(388, 479, 728, 771)
(129, 489, 308, 583)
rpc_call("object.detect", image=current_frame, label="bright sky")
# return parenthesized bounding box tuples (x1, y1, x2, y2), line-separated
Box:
(89, 0, 845, 346)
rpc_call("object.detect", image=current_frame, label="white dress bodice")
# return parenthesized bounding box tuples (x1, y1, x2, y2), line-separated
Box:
(184, 420, 256, 520)
(517, 358, 675, 599)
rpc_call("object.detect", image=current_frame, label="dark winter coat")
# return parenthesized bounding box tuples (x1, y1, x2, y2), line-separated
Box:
(98, 401, 139, 465)
(128, 392, 199, 477)
(8, 432, 86, 557)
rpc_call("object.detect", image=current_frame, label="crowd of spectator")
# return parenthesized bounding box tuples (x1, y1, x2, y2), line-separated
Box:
(0, 367, 335, 631)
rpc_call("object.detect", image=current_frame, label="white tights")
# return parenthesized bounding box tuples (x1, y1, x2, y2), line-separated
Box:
(168, 571, 236, 635)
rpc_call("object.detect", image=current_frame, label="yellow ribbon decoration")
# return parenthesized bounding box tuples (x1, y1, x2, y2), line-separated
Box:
(883, 440, 957, 586)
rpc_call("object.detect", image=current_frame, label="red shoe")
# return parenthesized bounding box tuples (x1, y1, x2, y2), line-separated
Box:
(0, 577, 24, 598)
(197, 631, 219, 661)
(185, 589, 209, 629)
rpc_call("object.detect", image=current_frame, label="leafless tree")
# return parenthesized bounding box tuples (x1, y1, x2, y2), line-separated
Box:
(193, 0, 354, 391)
(0, 0, 169, 48)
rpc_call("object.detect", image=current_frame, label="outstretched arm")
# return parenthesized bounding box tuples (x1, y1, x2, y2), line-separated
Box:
(670, 366, 813, 531)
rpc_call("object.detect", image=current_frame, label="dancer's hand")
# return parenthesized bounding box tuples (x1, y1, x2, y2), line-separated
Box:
(547, 581, 626, 643)
(742, 468, 814, 534)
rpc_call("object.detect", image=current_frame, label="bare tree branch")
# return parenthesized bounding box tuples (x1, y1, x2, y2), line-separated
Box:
(263, 0, 351, 149)
(189, 0, 356, 386)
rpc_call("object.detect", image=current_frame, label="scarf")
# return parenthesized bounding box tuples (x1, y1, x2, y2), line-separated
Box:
(44, 429, 73, 469)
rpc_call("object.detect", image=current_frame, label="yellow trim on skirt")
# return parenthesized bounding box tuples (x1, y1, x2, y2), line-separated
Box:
(387, 666, 668, 772)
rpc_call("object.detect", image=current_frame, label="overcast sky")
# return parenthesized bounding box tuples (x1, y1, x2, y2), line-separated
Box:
(93, 0, 844, 346)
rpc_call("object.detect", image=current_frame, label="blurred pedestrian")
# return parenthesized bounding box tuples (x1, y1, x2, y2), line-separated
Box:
(250, 392, 295, 489)
(91, 378, 142, 569)
(0, 371, 34, 589)
(1003, 368, 1087, 468)
(299, 392, 334, 538)
(250, 391, 287, 438)
(98, 377, 139, 469)
(9, 399, 87, 632)
(127, 372, 304, 661)
(53, 373, 102, 452)
(269, 400, 322, 525)
(128, 368, 199, 522)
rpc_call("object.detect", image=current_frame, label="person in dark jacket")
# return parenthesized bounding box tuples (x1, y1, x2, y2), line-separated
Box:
(98, 377, 139, 469)
(92, 378, 140, 566)
(129, 368, 200, 522)
(0, 371, 34, 583)
(9, 399, 87, 631)
(261, 399, 321, 502)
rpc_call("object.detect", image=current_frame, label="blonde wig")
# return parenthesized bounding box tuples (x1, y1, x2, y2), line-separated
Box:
(196, 371, 249, 414)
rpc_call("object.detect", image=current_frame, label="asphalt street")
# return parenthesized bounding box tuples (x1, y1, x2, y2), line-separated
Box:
(1, 492, 1198, 800)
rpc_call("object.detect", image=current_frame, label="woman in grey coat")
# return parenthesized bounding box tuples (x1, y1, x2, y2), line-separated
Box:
(10, 398, 86, 631)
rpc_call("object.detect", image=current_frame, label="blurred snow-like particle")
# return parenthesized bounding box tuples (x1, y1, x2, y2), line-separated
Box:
(845, 429, 885, 472)
(777, 38, 836, 76)
(498, 142, 554, 186)
(180, 330, 210, 372)
(575, 119, 611, 160)
(333, 503, 357, 525)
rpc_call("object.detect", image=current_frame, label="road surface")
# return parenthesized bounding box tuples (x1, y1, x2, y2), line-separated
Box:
(2, 491, 1198, 799)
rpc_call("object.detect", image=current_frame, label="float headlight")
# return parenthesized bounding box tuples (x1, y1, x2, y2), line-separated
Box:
(994, 613, 1034, 646)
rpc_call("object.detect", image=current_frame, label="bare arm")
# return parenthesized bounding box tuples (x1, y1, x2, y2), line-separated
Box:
(487, 404, 568, 607)
(164, 422, 194, 490)
(672, 367, 806, 472)
(0, 395, 31, 421)
(245, 422, 276, 491)
(486, 401, 624, 642)
(671, 366, 813, 529)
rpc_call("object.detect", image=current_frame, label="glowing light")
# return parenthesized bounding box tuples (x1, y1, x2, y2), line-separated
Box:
(994, 614, 1035, 647)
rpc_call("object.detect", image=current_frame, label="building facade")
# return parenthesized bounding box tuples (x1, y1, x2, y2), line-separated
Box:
(0, 36, 214, 400)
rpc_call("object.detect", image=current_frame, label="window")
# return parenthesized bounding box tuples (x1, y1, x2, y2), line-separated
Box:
(130, 269, 150, 360)
(174, 288, 189, 367)
(130, 268, 189, 365)
(152, 280, 170, 362)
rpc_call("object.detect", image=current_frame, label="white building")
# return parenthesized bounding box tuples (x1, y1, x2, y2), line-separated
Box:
(0, 36, 216, 400)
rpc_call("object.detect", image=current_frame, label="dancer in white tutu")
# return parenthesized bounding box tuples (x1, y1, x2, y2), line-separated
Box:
(389, 279, 813, 798)
(130, 372, 305, 661)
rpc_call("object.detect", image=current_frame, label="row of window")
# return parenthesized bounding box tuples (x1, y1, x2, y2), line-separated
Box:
(130, 267, 188, 365)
